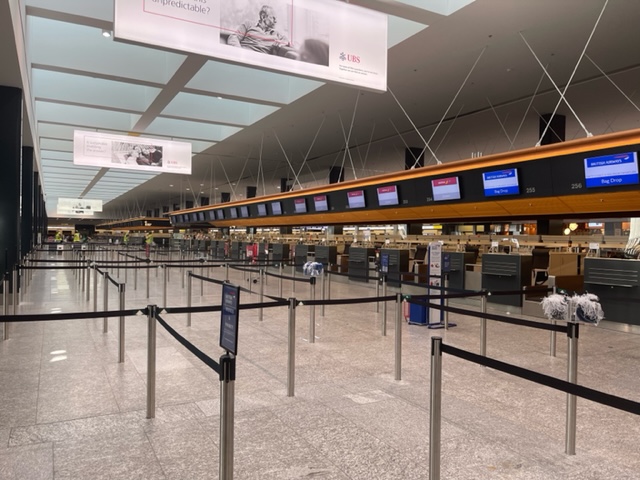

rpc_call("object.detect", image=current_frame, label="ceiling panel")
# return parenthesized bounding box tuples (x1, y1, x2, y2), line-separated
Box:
(162, 92, 279, 127)
(36, 101, 141, 132)
(145, 117, 242, 143)
(186, 60, 321, 106)
(27, 15, 185, 85)
(33, 68, 162, 112)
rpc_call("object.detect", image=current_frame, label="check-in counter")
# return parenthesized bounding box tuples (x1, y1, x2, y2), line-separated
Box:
(445, 252, 477, 291)
(584, 257, 640, 325)
(230, 241, 241, 261)
(548, 252, 585, 276)
(380, 249, 409, 287)
(271, 243, 290, 266)
(294, 244, 315, 272)
(315, 245, 337, 268)
(481, 253, 533, 306)
(348, 247, 375, 282)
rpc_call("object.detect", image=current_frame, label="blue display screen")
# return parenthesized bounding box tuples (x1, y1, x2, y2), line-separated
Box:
(584, 152, 639, 188)
(482, 168, 519, 197)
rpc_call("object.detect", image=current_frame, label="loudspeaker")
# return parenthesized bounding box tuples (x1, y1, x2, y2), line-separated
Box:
(405, 147, 424, 169)
(539, 114, 565, 145)
(329, 167, 344, 184)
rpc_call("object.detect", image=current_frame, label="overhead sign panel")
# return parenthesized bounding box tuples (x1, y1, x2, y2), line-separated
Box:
(57, 198, 103, 216)
(584, 151, 639, 188)
(73, 130, 192, 174)
(114, 0, 388, 92)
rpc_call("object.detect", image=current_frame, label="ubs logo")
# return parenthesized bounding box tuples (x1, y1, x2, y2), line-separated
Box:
(339, 52, 361, 63)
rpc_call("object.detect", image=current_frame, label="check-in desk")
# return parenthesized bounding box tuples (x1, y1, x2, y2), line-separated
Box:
(348, 247, 375, 282)
(445, 252, 477, 291)
(584, 257, 640, 325)
(216, 241, 226, 259)
(549, 252, 585, 276)
(380, 249, 409, 287)
(257, 244, 268, 263)
(294, 244, 314, 272)
(230, 241, 241, 261)
(315, 245, 337, 269)
(271, 243, 290, 266)
(481, 253, 533, 306)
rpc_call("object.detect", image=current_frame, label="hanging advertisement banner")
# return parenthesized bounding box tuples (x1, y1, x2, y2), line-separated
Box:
(57, 198, 104, 212)
(57, 198, 104, 216)
(114, 0, 387, 92)
(73, 130, 192, 174)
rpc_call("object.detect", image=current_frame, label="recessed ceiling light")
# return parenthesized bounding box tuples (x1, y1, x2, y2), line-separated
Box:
(200, 184, 204, 186)
(102, 29, 112, 38)
(169, 184, 174, 187)
(186, 188, 190, 190)
(215, 187, 219, 190)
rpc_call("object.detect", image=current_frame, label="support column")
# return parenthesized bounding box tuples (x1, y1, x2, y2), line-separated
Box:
(0, 86, 22, 275)
(21, 147, 34, 257)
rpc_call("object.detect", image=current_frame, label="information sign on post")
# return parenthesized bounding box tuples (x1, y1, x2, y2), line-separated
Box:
(427, 241, 443, 326)
(220, 283, 240, 355)
(380, 253, 389, 273)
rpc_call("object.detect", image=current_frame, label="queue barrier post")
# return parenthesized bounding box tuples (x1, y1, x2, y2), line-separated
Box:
(258, 269, 264, 322)
(146, 264, 150, 300)
(444, 276, 449, 329)
(124, 255, 128, 284)
(118, 283, 126, 363)
(103, 272, 109, 333)
(146, 304, 157, 419)
(287, 297, 296, 397)
(92, 265, 98, 313)
(480, 291, 488, 357)
(225, 262, 229, 282)
(2, 276, 8, 340)
(81, 256, 86, 291)
(321, 266, 327, 317)
(200, 266, 204, 297)
(394, 293, 402, 381)
(163, 265, 168, 309)
(20, 259, 25, 302)
(27, 253, 33, 286)
(86, 260, 90, 302)
(382, 274, 388, 335)
(292, 264, 296, 294)
(376, 274, 381, 313)
(565, 321, 579, 455)
(12, 267, 18, 315)
(550, 286, 557, 357)
(219, 353, 236, 480)
(278, 263, 283, 298)
(187, 271, 192, 327)
(309, 277, 316, 344)
(134, 261, 138, 291)
(429, 336, 443, 480)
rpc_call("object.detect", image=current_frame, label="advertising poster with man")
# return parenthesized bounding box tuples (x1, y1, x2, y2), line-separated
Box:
(114, 0, 387, 91)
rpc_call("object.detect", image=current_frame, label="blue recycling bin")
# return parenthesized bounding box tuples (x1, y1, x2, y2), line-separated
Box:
(409, 302, 427, 325)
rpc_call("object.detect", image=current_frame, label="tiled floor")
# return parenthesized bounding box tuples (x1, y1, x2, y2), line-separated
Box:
(1, 248, 639, 479)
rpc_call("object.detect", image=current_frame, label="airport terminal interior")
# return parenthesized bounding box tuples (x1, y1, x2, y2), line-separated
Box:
(2, 0, 640, 478)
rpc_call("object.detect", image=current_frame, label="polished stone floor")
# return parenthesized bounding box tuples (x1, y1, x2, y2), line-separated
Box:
(1, 249, 639, 479)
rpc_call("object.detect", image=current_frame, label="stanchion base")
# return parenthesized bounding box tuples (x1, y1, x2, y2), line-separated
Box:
(427, 322, 457, 329)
